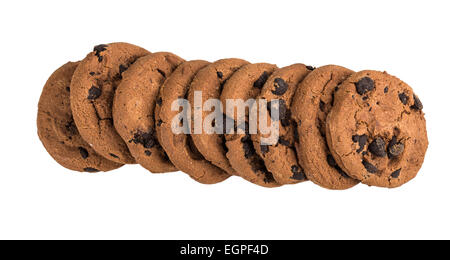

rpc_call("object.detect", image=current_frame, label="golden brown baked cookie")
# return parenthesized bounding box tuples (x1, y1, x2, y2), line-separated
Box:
(291, 65, 360, 190)
(155, 60, 231, 184)
(70, 43, 150, 164)
(113, 52, 184, 173)
(252, 64, 311, 185)
(220, 63, 280, 187)
(187, 58, 250, 175)
(326, 70, 428, 188)
(38, 62, 122, 172)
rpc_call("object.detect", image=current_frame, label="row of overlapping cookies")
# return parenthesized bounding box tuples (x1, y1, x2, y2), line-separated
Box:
(37, 42, 428, 189)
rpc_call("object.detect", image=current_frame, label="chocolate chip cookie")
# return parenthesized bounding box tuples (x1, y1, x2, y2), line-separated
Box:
(220, 63, 280, 187)
(70, 43, 150, 164)
(252, 64, 311, 185)
(113, 52, 184, 173)
(38, 62, 123, 172)
(326, 70, 428, 188)
(187, 58, 250, 175)
(291, 65, 360, 190)
(155, 60, 231, 184)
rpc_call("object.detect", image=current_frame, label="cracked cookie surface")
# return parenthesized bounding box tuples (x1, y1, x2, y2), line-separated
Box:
(291, 65, 359, 190)
(252, 64, 311, 185)
(220, 63, 280, 187)
(113, 52, 184, 173)
(38, 62, 122, 172)
(326, 70, 428, 188)
(187, 58, 250, 175)
(70, 42, 150, 164)
(155, 60, 230, 184)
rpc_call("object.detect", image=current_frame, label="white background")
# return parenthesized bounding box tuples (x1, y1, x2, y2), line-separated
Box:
(0, 0, 448, 240)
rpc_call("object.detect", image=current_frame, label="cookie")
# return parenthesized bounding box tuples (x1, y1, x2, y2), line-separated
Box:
(291, 65, 360, 190)
(113, 52, 184, 173)
(187, 58, 250, 175)
(70, 42, 150, 164)
(326, 70, 428, 188)
(37, 62, 122, 172)
(251, 64, 311, 185)
(155, 60, 230, 184)
(220, 63, 280, 187)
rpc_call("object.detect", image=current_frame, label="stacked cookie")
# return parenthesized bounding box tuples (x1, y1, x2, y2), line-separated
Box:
(37, 42, 428, 189)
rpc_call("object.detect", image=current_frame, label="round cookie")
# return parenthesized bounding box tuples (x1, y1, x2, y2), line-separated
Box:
(220, 63, 280, 187)
(326, 70, 428, 188)
(70, 42, 150, 164)
(251, 64, 311, 185)
(155, 60, 230, 184)
(291, 65, 360, 190)
(113, 52, 184, 173)
(37, 62, 122, 172)
(187, 58, 250, 175)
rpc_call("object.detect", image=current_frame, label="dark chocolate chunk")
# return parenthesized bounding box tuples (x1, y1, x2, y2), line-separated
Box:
(368, 137, 387, 157)
(83, 167, 99, 173)
(130, 129, 158, 149)
(89, 72, 96, 76)
(398, 92, 409, 105)
(267, 99, 287, 121)
(278, 137, 291, 147)
(411, 94, 423, 110)
(216, 71, 223, 79)
(355, 77, 374, 95)
(119, 64, 128, 75)
(362, 96, 368, 101)
(391, 169, 401, 178)
(306, 65, 316, 71)
(87, 86, 102, 100)
(326, 154, 337, 167)
(388, 136, 404, 158)
(78, 147, 89, 159)
(260, 144, 269, 155)
(253, 71, 270, 89)
(144, 150, 152, 156)
(271, 78, 288, 95)
(242, 141, 255, 159)
(93, 44, 108, 54)
(66, 86, 70, 92)
(362, 160, 378, 173)
(352, 134, 368, 153)
(291, 165, 306, 180)
(157, 120, 163, 127)
(384, 86, 389, 93)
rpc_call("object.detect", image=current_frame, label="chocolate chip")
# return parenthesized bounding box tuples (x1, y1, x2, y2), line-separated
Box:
(352, 134, 368, 153)
(157, 69, 166, 78)
(109, 153, 119, 159)
(355, 77, 374, 95)
(391, 169, 401, 178)
(216, 71, 223, 79)
(384, 87, 389, 93)
(411, 94, 423, 110)
(291, 165, 306, 180)
(362, 96, 368, 101)
(253, 71, 269, 89)
(280, 109, 291, 127)
(293, 122, 300, 143)
(78, 147, 89, 159)
(278, 137, 291, 147)
(157, 120, 163, 127)
(242, 141, 255, 159)
(87, 86, 102, 100)
(267, 99, 287, 121)
(388, 136, 404, 158)
(144, 150, 152, 156)
(260, 145, 269, 155)
(326, 154, 337, 167)
(319, 100, 325, 112)
(130, 130, 158, 149)
(89, 72, 95, 76)
(368, 137, 387, 157)
(119, 64, 128, 75)
(306, 65, 315, 71)
(271, 78, 288, 95)
(83, 167, 99, 173)
(66, 86, 70, 92)
(157, 97, 162, 106)
(398, 92, 409, 105)
(98, 56, 103, 62)
(93, 44, 108, 62)
(362, 160, 378, 173)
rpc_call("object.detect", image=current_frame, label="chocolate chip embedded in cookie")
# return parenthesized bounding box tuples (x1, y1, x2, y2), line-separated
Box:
(70, 43, 150, 164)
(251, 64, 310, 185)
(326, 70, 428, 188)
(220, 63, 280, 187)
(155, 60, 230, 184)
(37, 62, 122, 172)
(113, 52, 184, 173)
(291, 65, 359, 190)
(187, 58, 250, 175)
